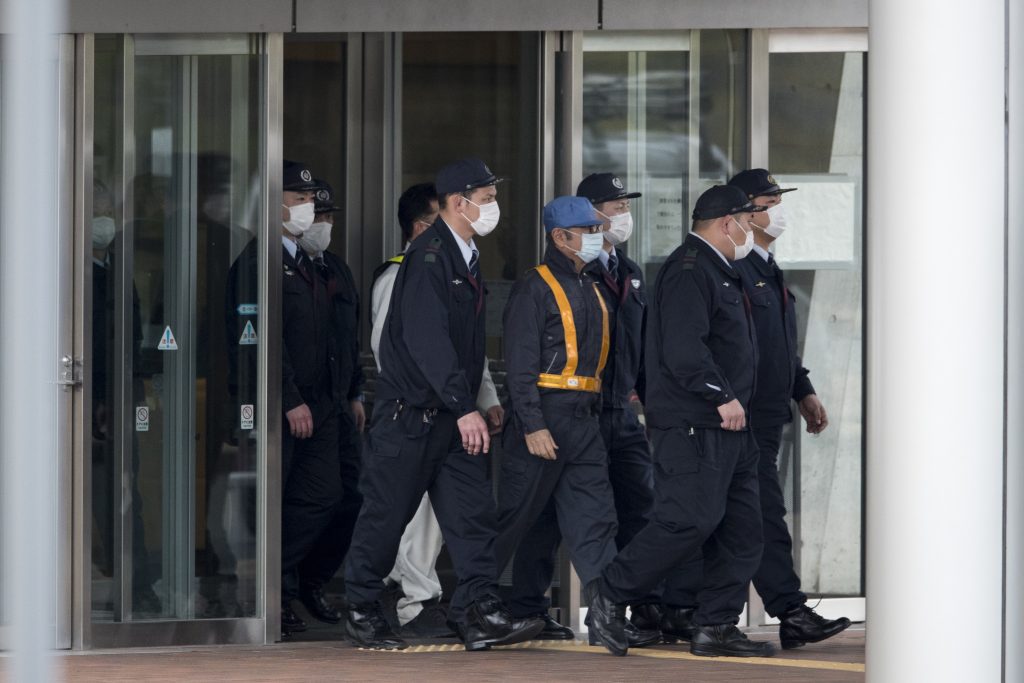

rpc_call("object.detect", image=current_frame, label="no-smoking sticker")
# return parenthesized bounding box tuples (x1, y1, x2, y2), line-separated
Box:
(240, 404, 254, 430)
(135, 406, 150, 432)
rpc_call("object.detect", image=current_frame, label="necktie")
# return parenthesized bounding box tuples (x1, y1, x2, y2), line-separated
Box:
(607, 253, 619, 282)
(468, 250, 480, 279)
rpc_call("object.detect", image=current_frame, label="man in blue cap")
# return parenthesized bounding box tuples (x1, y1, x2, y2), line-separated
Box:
(494, 196, 621, 640)
(500, 175, 661, 648)
(586, 185, 774, 658)
(342, 158, 543, 652)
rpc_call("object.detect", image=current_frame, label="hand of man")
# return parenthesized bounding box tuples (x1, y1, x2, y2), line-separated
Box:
(286, 403, 314, 439)
(485, 404, 505, 436)
(457, 411, 491, 455)
(717, 399, 747, 431)
(350, 399, 366, 433)
(525, 429, 559, 460)
(798, 394, 829, 434)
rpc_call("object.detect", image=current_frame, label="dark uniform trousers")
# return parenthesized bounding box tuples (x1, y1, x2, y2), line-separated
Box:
(344, 404, 499, 624)
(661, 424, 805, 617)
(281, 408, 342, 602)
(297, 407, 364, 590)
(506, 404, 652, 617)
(600, 426, 763, 626)
(496, 397, 619, 606)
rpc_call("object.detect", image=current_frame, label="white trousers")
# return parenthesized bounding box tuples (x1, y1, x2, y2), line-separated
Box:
(387, 493, 445, 624)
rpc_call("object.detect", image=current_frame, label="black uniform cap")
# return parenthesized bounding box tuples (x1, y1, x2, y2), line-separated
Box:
(313, 179, 343, 214)
(691, 185, 766, 220)
(435, 158, 505, 195)
(727, 168, 797, 198)
(283, 160, 319, 191)
(576, 173, 642, 205)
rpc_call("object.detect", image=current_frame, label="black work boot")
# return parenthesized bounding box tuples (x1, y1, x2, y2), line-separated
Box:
(299, 585, 342, 624)
(281, 604, 308, 635)
(629, 604, 663, 631)
(532, 612, 575, 640)
(690, 623, 775, 658)
(582, 580, 628, 657)
(778, 604, 851, 649)
(344, 603, 408, 650)
(460, 595, 544, 652)
(660, 605, 696, 643)
(624, 620, 662, 648)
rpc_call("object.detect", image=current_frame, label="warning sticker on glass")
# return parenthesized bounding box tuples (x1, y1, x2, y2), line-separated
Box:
(240, 404, 254, 430)
(236, 303, 258, 316)
(158, 325, 178, 351)
(135, 406, 150, 432)
(239, 320, 258, 346)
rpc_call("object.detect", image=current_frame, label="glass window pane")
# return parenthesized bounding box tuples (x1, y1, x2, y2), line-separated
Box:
(91, 35, 263, 622)
(769, 50, 865, 597)
(401, 32, 541, 355)
(582, 29, 748, 284)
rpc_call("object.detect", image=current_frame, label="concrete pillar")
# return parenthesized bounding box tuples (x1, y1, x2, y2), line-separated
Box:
(866, 1, 1006, 681)
(0, 0, 62, 678)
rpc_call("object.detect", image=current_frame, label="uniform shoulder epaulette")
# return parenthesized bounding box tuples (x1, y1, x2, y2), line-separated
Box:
(681, 247, 699, 270)
(424, 237, 443, 263)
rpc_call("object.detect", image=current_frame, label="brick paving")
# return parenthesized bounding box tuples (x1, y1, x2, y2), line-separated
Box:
(32, 626, 865, 682)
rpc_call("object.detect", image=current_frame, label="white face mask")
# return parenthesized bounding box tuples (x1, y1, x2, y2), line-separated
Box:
(728, 218, 755, 260)
(599, 210, 634, 246)
(763, 203, 788, 239)
(298, 221, 332, 255)
(283, 201, 315, 236)
(92, 216, 116, 250)
(461, 197, 500, 236)
(570, 231, 605, 263)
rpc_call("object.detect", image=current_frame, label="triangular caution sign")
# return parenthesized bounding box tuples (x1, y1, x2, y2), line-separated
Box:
(239, 320, 258, 346)
(158, 325, 178, 351)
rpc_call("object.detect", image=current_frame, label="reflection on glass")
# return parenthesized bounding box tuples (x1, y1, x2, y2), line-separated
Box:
(91, 35, 261, 622)
(582, 30, 748, 283)
(402, 32, 540, 353)
(769, 51, 865, 597)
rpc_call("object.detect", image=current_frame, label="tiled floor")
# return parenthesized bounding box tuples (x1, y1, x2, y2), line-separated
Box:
(35, 625, 865, 682)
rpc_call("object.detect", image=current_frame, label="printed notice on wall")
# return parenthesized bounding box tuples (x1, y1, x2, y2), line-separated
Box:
(771, 175, 859, 268)
(642, 177, 687, 263)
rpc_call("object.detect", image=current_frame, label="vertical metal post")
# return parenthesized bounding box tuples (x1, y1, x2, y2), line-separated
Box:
(260, 31, 284, 644)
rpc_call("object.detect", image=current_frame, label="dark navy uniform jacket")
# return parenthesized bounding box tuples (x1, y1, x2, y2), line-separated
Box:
(502, 245, 613, 434)
(376, 217, 485, 417)
(316, 251, 365, 404)
(733, 251, 815, 427)
(644, 232, 758, 430)
(594, 248, 647, 408)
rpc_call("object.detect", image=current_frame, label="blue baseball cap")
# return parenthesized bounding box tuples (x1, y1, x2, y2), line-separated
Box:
(543, 196, 604, 233)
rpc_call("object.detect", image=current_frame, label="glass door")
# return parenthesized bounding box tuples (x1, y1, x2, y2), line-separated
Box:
(760, 28, 868, 624)
(85, 33, 269, 645)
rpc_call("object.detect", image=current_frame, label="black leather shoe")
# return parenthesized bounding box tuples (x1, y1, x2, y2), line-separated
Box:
(281, 605, 308, 634)
(460, 596, 545, 652)
(778, 605, 851, 649)
(660, 605, 696, 643)
(629, 604, 662, 631)
(625, 620, 662, 648)
(532, 613, 575, 640)
(399, 603, 456, 638)
(299, 585, 342, 624)
(582, 580, 628, 657)
(344, 603, 409, 650)
(690, 624, 775, 657)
